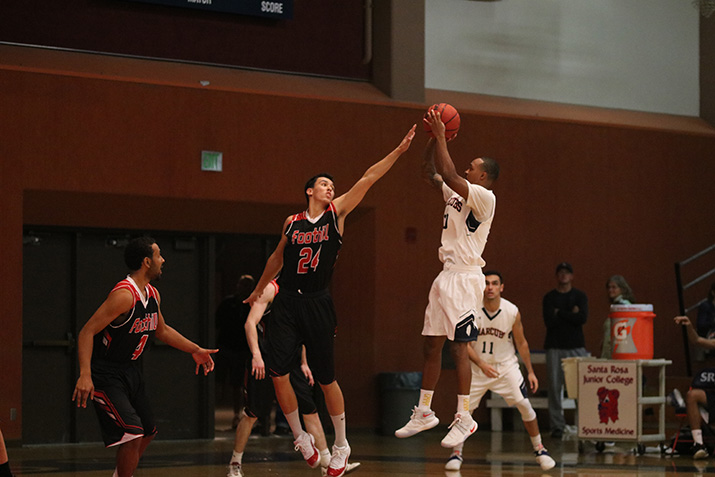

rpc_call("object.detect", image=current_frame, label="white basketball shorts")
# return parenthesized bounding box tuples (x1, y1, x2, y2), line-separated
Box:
(422, 266, 483, 341)
(468, 360, 526, 412)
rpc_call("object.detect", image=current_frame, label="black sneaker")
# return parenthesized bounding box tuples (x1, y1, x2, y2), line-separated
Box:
(692, 443, 709, 460)
(550, 428, 563, 438)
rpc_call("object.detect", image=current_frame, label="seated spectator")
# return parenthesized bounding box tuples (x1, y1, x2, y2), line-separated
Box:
(674, 315, 715, 459)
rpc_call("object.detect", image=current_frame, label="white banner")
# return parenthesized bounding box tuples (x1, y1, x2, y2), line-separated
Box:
(577, 360, 638, 440)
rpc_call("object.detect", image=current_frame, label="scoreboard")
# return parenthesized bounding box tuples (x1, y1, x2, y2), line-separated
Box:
(122, 0, 293, 19)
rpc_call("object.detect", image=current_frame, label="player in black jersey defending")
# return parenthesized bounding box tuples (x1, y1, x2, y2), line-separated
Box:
(245, 125, 416, 477)
(72, 236, 218, 477)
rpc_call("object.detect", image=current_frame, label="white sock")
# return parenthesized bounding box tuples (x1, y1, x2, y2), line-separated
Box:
(230, 450, 243, 465)
(331, 412, 348, 447)
(693, 428, 704, 445)
(419, 389, 434, 409)
(530, 434, 543, 450)
(284, 409, 304, 439)
(451, 442, 464, 455)
(319, 448, 331, 468)
(457, 395, 470, 414)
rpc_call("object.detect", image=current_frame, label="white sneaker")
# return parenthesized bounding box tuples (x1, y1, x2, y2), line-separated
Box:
(534, 448, 556, 471)
(445, 451, 463, 470)
(227, 462, 244, 477)
(293, 432, 321, 468)
(322, 461, 360, 476)
(440, 412, 477, 448)
(327, 444, 351, 477)
(394, 407, 440, 438)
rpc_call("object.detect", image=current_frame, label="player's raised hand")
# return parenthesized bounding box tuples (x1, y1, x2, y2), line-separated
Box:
(396, 124, 417, 153)
(72, 375, 95, 408)
(424, 110, 446, 140)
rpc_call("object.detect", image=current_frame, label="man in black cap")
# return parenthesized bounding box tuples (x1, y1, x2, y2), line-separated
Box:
(542, 262, 589, 438)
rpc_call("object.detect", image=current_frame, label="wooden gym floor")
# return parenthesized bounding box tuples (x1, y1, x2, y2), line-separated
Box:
(6, 409, 712, 477)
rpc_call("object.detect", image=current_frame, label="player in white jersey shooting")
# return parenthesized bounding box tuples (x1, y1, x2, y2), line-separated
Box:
(396, 110, 498, 449)
(444, 271, 555, 471)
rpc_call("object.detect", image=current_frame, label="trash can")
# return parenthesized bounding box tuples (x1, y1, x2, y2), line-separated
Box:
(377, 372, 422, 436)
(610, 304, 656, 359)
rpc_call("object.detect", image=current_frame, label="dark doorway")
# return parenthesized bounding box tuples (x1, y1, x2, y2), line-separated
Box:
(212, 234, 278, 432)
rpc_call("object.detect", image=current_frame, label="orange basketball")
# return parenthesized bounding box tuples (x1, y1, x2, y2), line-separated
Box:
(423, 103, 460, 140)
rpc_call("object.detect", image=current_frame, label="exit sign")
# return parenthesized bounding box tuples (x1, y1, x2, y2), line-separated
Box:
(201, 151, 222, 172)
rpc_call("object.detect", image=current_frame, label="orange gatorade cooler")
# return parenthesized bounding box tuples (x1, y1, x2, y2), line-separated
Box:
(610, 304, 656, 359)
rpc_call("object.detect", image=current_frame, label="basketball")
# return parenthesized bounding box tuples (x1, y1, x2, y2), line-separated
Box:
(423, 103, 460, 140)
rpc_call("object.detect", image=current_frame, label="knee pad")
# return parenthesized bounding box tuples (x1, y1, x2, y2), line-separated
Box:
(515, 398, 537, 422)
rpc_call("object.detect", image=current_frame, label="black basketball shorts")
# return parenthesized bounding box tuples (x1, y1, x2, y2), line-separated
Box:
(91, 360, 157, 447)
(265, 290, 337, 385)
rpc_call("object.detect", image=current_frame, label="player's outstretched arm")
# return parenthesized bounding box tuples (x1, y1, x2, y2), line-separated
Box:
(675, 315, 715, 349)
(156, 315, 218, 375)
(333, 124, 416, 218)
(154, 291, 218, 375)
(156, 316, 218, 375)
(423, 110, 470, 200)
(72, 289, 134, 408)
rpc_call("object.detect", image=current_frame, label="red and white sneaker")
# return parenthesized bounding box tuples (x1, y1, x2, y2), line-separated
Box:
(327, 444, 351, 477)
(226, 462, 244, 477)
(395, 407, 440, 438)
(293, 432, 320, 468)
(322, 461, 360, 476)
(440, 412, 477, 448)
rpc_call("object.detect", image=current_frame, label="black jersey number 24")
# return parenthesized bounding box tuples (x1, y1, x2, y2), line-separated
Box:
(297, 245, 322, 274)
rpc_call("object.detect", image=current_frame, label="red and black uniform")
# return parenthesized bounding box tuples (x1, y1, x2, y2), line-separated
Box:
(91, 277, 159, 447)
(267, 203, 342, 384)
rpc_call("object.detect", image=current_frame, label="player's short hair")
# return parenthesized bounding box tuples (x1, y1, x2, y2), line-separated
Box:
(304, 173, 334, 205)
(124, 236, 156, 271)
(484, 270, 503, 284)
(480, 157, 500, 182)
